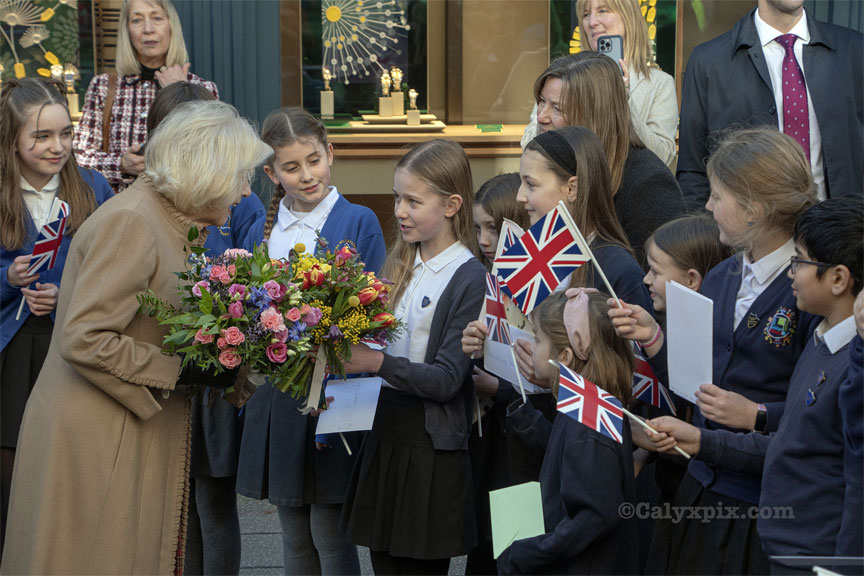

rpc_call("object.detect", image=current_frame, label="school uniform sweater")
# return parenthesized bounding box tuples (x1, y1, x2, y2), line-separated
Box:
(693, 319, 855, 559)
(500, 398, 638, 575)
(837, 335, 864, 558)
(0, 167, 113, 352)
(688, 255, 818, 504)
(377, 257, 487, 451)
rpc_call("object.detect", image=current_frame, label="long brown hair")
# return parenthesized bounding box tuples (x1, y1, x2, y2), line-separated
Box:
(533, 291, 633, 405)
(0, 78, 97, 250)
(382, 139, 479, 307)
(260, 107, 330, 241)
(524, 126, 632, 289)
(533, 52, 635, 192)
(474, 172, 530, 269)
(707, 127, 817, 252)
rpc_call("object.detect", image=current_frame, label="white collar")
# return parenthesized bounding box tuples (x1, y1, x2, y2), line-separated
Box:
(276, 186, 340, 232)
(754, 8, 810, 48)
(814, 315, 857, 354)
(412, 241, 469, 274)
(743, 238, 796, 285)
(20, 174, 61, 194)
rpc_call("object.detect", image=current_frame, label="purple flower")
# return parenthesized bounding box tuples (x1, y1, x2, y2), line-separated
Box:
(228, 284, 247, 299)
(227, 301, 244, 319)
(328, 325, 343, 340)
(192, 281, 210, 297)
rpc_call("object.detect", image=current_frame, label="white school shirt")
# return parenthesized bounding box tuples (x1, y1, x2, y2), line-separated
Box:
(733, 238, 796, 330)
(383, 241, 474, 389)
(20, 174, 61, 229)
(754, 9, 825, 200)
(813, 315, 856, 355)
(267, 186, 340, 259)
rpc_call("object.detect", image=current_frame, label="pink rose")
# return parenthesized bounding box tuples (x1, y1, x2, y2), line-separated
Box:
(223, 248, 252, 259)
(228, 264, 237, 277)
(301, 306, 323, 328)
(218, 271, 232, 285)
(259, 307, 286, 332)
(263, 280, 286, 302)
(217, 337, 228, 350)
(227, 301, 244, 319)
(209, 265, 225, 283)
(298, 304, 311, 316)
(285, 307, 302, 322)
(221, 326, 245, 346)
(228, 284, 246, 299)
(192, 281, 210, 297)
(273, 327, 289, 343)
(218, 348, 242, 369)
(266, 342, 288, 364)
(194, 328, 214, 344)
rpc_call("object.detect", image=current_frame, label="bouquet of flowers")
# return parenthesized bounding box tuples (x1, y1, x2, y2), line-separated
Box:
(286, 238, 404, 394)
(137, 236, 321, 398)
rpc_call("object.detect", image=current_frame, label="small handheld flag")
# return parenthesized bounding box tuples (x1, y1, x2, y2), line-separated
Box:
(632, 343, 677, 416)
(495, 204, 590, 315)
(554, 362, 624, 443)
(26, 198, 70, 276)
(484, 273, 511, 344)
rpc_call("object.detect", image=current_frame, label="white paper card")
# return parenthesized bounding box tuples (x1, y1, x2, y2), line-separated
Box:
(666, 280, 713, 404)
(484, 326, 547, 395)
(315, 377, 383, 434)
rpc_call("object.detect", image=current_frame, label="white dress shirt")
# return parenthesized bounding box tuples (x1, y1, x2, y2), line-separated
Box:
(20, 174, 61, 229)
(814, 315, 857, 354)
(734, 238, 796, 330)
(754, 9, 825, 200)
(267, 186, 341, 259)
(384, 241, 474, 389)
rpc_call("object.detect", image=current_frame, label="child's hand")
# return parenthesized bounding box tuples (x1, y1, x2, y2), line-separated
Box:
(695, 384, 758, 431)
(21, 282, 58, 316)
(607, 298, 661, 352)
(462, 320, 487, 357)
(7, 254, 39, 287)
(342, 344, 383, 374)
(649, 416, 701, 456)
(309, 395, 335, 418)
(514, 338, 550, 388)
(473, 366, 499, 396)
(630, 417, 676, 452)
(855, 289, 864, 339)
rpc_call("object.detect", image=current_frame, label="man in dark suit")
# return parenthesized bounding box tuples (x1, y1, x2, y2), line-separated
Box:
(678, 0, 863, 211)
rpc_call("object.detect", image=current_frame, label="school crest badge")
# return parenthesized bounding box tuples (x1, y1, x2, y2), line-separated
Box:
(763, 306, 796, 348)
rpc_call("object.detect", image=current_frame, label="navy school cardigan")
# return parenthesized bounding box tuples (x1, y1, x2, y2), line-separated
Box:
(0, 167, 113, 352)
(687, 255, 818, 504)
(376, 258, 487, 451)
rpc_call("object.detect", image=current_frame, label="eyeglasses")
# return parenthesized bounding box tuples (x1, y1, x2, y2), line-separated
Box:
(789, 257, 833, 274)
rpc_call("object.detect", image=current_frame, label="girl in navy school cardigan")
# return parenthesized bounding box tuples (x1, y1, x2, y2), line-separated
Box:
(499, 289, 638, 575)
(235, 108, 385, 576)
(0, 78, 112, 549)
(609, 128, 820, 574)
(338, 139, 486, 575)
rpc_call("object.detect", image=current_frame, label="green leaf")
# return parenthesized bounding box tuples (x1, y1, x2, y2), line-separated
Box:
(199, 289, 213, 315)
(187, 227, 200, 242)
(195, 314, 218, 326)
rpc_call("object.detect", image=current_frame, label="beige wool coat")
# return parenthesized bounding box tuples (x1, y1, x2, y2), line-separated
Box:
(1, 177, 207, 575)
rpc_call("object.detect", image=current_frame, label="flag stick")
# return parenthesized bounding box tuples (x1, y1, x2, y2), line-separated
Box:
(555, 201, 623, 308)
(15, 296, 26, 321)
(510, 344, 528, 403)
(545, 359, 689, 459)
(621, 408, 691, 460)
(476, 394, 483, 438)
(339, 432, 352, 456)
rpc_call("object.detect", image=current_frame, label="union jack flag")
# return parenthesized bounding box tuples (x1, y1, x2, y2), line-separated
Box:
(492, 219, 524, 298)
(495, 204, 590, 315)
(631, 343, 677, 415)
(556, 362, 624, 443)
(484, 273, 511, 344)
(26, 201, 69, 276)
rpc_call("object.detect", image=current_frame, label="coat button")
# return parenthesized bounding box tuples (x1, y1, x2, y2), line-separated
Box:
(727, 344, 732, 352)
(769, 105, 776, 114)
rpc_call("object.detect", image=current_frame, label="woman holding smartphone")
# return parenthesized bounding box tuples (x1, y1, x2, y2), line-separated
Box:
(521, 0, 678, 170)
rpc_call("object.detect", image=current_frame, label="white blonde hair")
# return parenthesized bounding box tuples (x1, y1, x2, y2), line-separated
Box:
(116, 0, 188, 76)
(145, 100, 273, 214)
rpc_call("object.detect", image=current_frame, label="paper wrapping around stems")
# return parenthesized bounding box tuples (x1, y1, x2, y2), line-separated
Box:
(299, 346, 328, 415)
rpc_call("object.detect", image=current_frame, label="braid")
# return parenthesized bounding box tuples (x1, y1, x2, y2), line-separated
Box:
(263, 184, 287, 241)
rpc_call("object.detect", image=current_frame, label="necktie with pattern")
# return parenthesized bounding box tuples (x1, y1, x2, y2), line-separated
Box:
(775, 33, 810, 162)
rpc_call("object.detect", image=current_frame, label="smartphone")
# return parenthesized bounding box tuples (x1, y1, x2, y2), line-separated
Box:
(597, 34, 625, 76)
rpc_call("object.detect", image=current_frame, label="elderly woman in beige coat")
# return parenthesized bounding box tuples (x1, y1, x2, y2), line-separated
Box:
(0, 100, 271, 575)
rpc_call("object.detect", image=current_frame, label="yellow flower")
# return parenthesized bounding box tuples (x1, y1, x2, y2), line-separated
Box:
(294, 243, 306, 254)
(348, 295, 360, 307)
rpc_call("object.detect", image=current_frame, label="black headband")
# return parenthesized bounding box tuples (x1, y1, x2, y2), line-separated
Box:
(533, 130, 579, 177)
